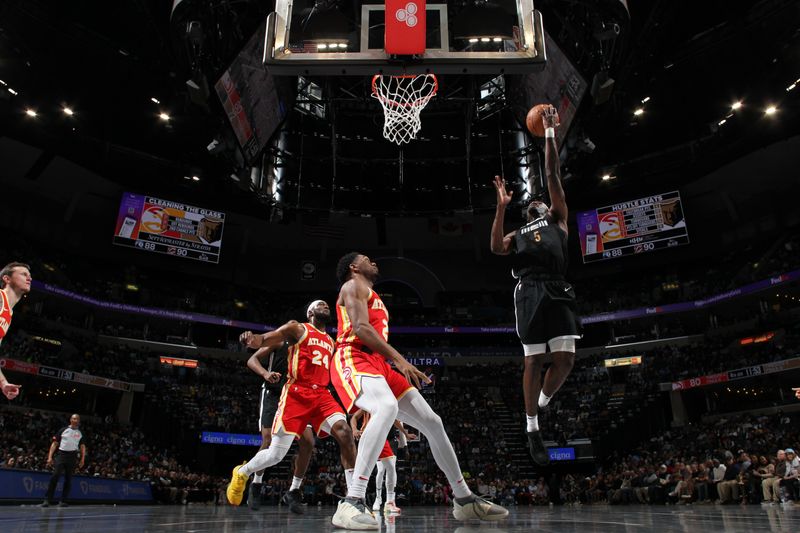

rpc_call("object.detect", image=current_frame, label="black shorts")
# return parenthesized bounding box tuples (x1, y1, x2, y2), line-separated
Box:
(514, 278, 582, 346)
(259, 387, 280, 430)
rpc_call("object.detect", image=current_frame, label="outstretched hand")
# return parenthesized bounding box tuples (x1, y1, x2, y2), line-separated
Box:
(239, 331, 262, 350)
(493, 175, 513, 208)
(1, 382, 20, 400)
(541, 105, 560, 129)
(395, 358, 432, 390)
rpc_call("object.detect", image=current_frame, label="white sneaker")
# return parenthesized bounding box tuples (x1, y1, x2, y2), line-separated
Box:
(332, 499, 380, 530)
(453, 495, 509, 521)
(372, 499, 382, 512)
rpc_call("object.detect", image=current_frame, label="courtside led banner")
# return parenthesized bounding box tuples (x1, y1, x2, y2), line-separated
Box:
(577, 191, 689, 263)
(113, 192, 225, 263)
(0, 469, 152, 502)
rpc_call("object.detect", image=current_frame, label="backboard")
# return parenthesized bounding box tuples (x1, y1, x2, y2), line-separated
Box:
(263, 0, 546, 76)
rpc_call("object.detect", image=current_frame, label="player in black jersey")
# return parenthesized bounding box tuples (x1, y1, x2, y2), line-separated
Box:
(490, 104, 581, 466)
(245, 336, 315, 512)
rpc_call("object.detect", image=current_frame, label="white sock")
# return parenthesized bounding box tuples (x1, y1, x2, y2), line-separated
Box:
(387, 492, 395, 503)
(290, 476, 303, 491)
(526, 414, 539, 432)
(345, 468, 354, 491)
(538, 391, 552, 409)
(253, 472, 263, 484)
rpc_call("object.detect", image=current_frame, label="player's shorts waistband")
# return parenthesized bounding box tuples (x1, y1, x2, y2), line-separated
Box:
(288, 381, 328, 391)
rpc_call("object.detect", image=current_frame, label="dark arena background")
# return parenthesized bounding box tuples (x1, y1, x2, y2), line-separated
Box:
(1, 0, 800, 531)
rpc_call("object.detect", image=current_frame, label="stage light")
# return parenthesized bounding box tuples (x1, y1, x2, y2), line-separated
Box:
(25, 108, 37, 117)
(8, 88, 18, 95)
(469, 38, 478, 43)
(493, 37, 502, 42)
(63, 107, 74, 116)
(765, 105, 777, 115)
(641, 96, 650, 103)
(0, 79, 6, 86)
(633, 108, 644, 116)
(718, 119, 726, 126)
(787, 83, 797, 92)
(731, 101, 743, 110)
(601, 174, 615, 181)
(480, 37, 491, 43)
(151, 97, 160, 104)
(159, 112, 170, 121)
(191, 175, 200, 181)
(318, 43, 328, 50)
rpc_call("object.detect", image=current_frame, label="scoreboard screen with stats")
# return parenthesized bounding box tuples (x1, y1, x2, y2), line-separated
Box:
(112, 192, 225, 263)
(576, 190, 690, 264)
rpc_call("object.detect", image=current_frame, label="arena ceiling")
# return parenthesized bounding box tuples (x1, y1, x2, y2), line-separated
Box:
(0, 0, 798, 219)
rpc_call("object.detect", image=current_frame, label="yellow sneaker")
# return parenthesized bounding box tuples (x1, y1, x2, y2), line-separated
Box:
(226, 462, 249, 506)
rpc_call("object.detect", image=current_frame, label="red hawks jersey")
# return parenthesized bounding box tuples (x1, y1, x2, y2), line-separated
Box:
(337, 289, 389, 351)
(0, 290, 12, 345)
(286, 322, 335, 388)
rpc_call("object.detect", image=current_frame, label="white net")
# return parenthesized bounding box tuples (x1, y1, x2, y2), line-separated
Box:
(371, 74, 438, 145)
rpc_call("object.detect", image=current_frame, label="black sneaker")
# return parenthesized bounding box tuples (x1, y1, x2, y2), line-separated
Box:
(526, 430, 550, 466)
(282, 489, 305, 514)
(248, 483, 261, 511)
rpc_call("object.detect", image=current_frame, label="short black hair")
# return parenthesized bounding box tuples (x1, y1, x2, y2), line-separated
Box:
(336, 252, 361, 283)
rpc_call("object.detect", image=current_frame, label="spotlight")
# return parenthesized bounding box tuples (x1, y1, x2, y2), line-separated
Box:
(492, 37, 502, 42)
(191, 175, 200, 181)
(159, 112, 171, 121)
(151, 97, 160, 104)
(25, 108, 37, 117)
(8, 88, 18, 95)
(469, 38, 479, 43)
(0, 79, 6, 86)
(318, 43, 328, 50)
(787, 83, 797, 92)
(641, 96, 650, 103)
(337, 42, 347, 49)
(731, 101, 743, 110)
(480, 37, 491, 43)
(718, 119, 727, 126)
(63, 107, 74, 116)
(601, 174, 613, 181)
(765, 105, 777, 115)
(633, 108, 644, 116)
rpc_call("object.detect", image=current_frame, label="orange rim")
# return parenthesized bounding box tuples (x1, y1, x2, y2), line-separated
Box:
(371, 74, 438, 108)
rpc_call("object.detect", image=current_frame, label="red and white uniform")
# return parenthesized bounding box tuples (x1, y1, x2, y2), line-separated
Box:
(272, 323, 344, 439)
(0, 290, 13, 346)
(331, 289, 414, 413)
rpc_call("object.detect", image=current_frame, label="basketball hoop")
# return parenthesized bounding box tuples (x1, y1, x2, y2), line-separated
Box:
(371, 74, 438, 145)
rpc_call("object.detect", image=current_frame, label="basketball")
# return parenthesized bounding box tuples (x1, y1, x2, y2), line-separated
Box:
(526, 104, 558, 137)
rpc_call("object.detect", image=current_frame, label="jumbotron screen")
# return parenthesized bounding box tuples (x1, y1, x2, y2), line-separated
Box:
(576, 190, 690, 263)
(113, 192, 226, 263)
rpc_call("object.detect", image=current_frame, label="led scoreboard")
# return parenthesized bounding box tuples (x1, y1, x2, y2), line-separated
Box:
(113, 192, 225, 263)
(576, 191, 689, 263)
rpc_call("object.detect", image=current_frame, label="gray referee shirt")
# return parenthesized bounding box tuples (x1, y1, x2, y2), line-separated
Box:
(54, 427, 84, 453)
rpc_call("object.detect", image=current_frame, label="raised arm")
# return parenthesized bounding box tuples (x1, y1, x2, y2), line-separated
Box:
(490, 175, 516, 255)
(542, 105, 568, 230)
(341, 280, 430, 388)
(240, 321, 304, 351)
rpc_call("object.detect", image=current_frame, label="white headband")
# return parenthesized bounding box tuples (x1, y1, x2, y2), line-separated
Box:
(307, 300, 326, 318)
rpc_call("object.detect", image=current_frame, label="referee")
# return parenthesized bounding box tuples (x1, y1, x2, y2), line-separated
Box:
(42, 413, 86, 507)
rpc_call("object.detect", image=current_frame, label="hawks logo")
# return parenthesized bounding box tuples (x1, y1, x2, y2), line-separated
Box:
(342, 367, 352, 381)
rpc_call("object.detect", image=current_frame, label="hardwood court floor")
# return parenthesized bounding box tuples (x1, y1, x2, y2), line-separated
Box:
(1, 502, 798, 532)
